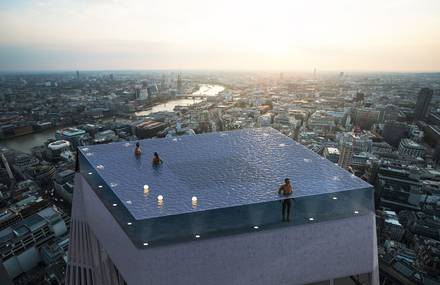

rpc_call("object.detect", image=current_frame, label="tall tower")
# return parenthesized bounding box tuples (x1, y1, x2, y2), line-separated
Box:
(67, 129, 378, 285)
(177, 73, 183, 94)
(160, 74, 166, 91)
(414, 87, 433, 121)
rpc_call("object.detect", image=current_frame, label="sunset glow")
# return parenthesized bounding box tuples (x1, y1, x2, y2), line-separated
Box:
(0, 0, 439, 71)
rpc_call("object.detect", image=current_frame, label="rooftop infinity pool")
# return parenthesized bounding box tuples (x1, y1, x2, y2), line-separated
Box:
(78, 128, 374, 247)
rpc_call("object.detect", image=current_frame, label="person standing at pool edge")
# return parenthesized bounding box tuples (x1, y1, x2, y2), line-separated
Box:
(278, 178, 293, 222)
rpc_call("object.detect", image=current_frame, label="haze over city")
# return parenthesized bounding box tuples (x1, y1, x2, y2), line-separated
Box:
(1, 0, 440, 72)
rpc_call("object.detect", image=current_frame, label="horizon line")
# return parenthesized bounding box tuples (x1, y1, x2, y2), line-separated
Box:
(1, 68, 440, 75)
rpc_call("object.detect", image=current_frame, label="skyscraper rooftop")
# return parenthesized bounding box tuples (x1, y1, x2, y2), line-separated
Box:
(78, 128, 373, 247)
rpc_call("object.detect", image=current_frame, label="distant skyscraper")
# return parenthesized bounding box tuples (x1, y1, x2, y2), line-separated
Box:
(414, 88, 433, 121)
(76, 70, 80, 80)
(177, 73, 183, 94)
(160, 74, 166, 91)
(279, 72, 284, 82)
(133, 84, 142, 99)
(313, 68, 317, 79)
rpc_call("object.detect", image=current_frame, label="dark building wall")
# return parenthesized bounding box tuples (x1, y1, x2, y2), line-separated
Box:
(0, 260, 13, 285)
(383, 122, 409, 147)
(414, 88, 433, 121)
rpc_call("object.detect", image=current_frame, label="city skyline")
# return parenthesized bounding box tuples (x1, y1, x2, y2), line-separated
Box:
(1, 68, 439, 284)
(1, 0, 440, 72)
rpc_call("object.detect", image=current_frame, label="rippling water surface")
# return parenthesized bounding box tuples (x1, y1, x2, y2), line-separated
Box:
(81, 128, 371, 220)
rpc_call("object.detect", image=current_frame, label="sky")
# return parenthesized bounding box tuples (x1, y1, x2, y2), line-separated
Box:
(0, 0, 439, 72)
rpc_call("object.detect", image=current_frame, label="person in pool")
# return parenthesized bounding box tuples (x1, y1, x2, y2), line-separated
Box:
(152, 152, 163, 166)
(134, 142, 142, 156)
(278, 178, 293, 222)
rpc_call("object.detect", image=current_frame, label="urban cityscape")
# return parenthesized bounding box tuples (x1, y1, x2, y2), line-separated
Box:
(0, 70, 439, 284)
(1, 1, 440, 285)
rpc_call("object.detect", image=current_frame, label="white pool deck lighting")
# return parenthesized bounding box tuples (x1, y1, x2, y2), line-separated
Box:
(157, 195, 164, 207)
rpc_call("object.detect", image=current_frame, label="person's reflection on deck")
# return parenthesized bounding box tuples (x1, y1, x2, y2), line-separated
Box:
(278, 178, 293, 222)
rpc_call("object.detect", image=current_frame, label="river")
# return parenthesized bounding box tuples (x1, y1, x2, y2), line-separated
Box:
(0, 84, 224, 153)
(135, 84, 225, 117)
(134, 98, 204, 117)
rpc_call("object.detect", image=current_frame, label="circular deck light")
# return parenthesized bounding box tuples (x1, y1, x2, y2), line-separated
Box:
(144, 185, 149, 193)
(143, 242, 149, 246)
(98, 185, 103, 189)
(112, 203, 117, 207)
(308, 217, 315, 221)
(354, 211, 359, 214)
(253, 226, 259, 229)
(88, 172, 93, 175)
(332, 196, 338, 200)
(96, 165, 104, 170)
(191, 196, 198, 208)
(127, 222, 132, 226)
(195, 235, 200, 239)
(157, 195, 164, 207)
